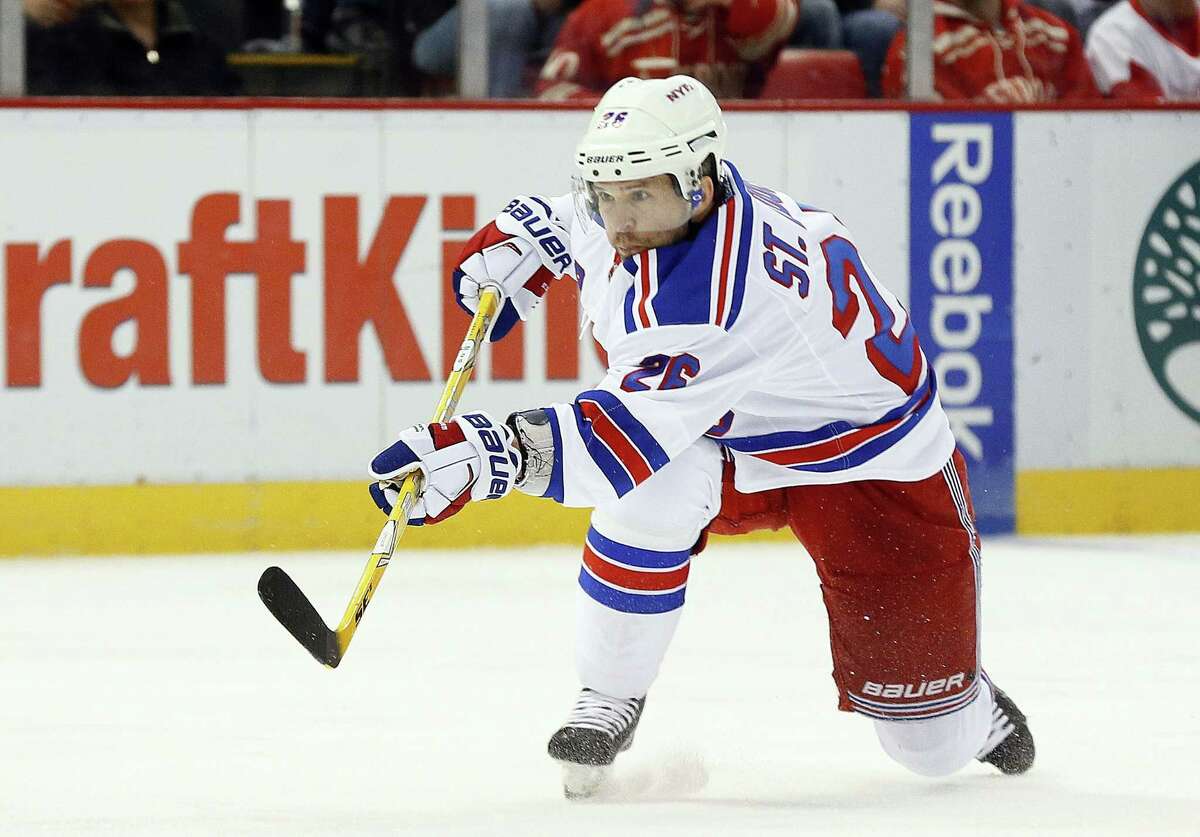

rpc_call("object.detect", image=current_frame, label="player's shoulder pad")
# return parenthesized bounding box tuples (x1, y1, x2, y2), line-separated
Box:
(734, 169, 855, 261)
(730, 161, 836, 225)
(798, 204, 849, 239)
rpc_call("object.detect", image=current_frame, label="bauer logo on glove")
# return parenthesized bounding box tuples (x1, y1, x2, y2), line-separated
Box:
(452, 196, 572, 342)
(368, 411, 522, 526)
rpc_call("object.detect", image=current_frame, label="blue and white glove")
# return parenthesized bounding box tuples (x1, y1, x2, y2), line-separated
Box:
(453, 195, 572, 341)
(368, 412, 522, 525)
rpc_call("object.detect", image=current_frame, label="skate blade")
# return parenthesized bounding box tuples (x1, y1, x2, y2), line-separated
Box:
(560, 763, 609, 800)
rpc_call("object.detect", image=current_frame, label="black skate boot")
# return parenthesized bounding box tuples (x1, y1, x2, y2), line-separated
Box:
(977, 686, 1035, 775)
(547, 688, 646, 799)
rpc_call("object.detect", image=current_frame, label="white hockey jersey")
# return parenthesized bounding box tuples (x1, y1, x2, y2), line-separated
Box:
(513, 161, 956, 508)
(1085, 0, 1200, 100)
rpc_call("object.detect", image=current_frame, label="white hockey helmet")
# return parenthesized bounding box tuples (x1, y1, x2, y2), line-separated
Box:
(575, 75, 727, 208)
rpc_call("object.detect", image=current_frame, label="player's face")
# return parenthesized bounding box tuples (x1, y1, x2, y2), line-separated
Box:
(592, 175, 695, 259)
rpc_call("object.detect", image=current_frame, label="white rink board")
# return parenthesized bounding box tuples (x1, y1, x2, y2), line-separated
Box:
(1013, 111, 1200, 469)
(1, 536, 1197, 835)
(0, 107, 1197, 488)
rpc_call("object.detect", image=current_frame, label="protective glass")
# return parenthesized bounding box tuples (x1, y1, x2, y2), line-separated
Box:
(571, 175, 694, 234)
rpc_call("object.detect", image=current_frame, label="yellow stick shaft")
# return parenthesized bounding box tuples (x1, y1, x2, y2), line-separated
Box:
(328, 288, 504, 662)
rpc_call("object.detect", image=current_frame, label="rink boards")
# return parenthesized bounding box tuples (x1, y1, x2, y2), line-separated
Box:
(0, 103, 1197, 554)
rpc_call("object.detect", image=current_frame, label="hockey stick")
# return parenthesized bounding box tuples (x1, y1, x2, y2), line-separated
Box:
(257, 287, 503, 668)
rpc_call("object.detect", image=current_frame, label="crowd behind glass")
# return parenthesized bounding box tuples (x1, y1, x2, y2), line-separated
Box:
(15, 0, 1200, 101)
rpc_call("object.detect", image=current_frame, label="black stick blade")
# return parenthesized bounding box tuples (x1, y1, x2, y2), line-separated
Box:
(258, 566, 342, 668)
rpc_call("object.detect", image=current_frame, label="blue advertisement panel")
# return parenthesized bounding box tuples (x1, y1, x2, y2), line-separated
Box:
(909, 113, 1014, 534)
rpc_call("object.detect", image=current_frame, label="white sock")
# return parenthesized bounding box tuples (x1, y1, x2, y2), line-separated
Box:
(873, 678, 994, 777)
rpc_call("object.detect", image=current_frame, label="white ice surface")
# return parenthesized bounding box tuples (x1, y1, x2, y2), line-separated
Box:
(2, 536, 1199, 836)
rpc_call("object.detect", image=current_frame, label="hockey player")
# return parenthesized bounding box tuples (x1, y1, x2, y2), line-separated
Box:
(368, 75, 1035, 797)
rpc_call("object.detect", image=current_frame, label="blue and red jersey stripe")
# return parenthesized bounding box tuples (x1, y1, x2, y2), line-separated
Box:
(571, 389, 670, 496)
(715, 162, 755, 331)
(717, 376, 937, 473)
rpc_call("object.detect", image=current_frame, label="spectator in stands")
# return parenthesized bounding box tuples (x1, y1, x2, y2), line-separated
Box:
(1078, 0, 1121, 34)
(1033, 0, 1083, 29)
(300, 0, 391, 54)
(537, 0, 800, 99)
(411, 0, 578, 97)
(788, 0, 844, 48)
(240, 0, 287, 50)
(843, 0, 1083, 96)
(292, 1, 435, 96)
(24, 0, 241, 95)
(882, 0, 1100, 100)
(22, 0, 80, 26)
(1086, 0, 1199, 98)
(838, 0, 904, 96)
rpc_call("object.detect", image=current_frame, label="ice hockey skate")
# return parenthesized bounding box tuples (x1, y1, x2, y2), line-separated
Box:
(977, 686, 1036, 775)
(548, 688, 646, 799)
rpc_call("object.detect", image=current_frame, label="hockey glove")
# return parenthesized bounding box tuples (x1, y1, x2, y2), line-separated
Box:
(453, 195, 572, 341)
(369, 412, 522, 525)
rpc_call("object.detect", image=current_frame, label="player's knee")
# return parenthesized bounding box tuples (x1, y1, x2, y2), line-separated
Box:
(592, 440, 723, 549)
(873, 690, 991, 777)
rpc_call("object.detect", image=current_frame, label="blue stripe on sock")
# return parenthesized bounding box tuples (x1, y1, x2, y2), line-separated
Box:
(578, 567, 686, 614)
(586, 527, 690, 569)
